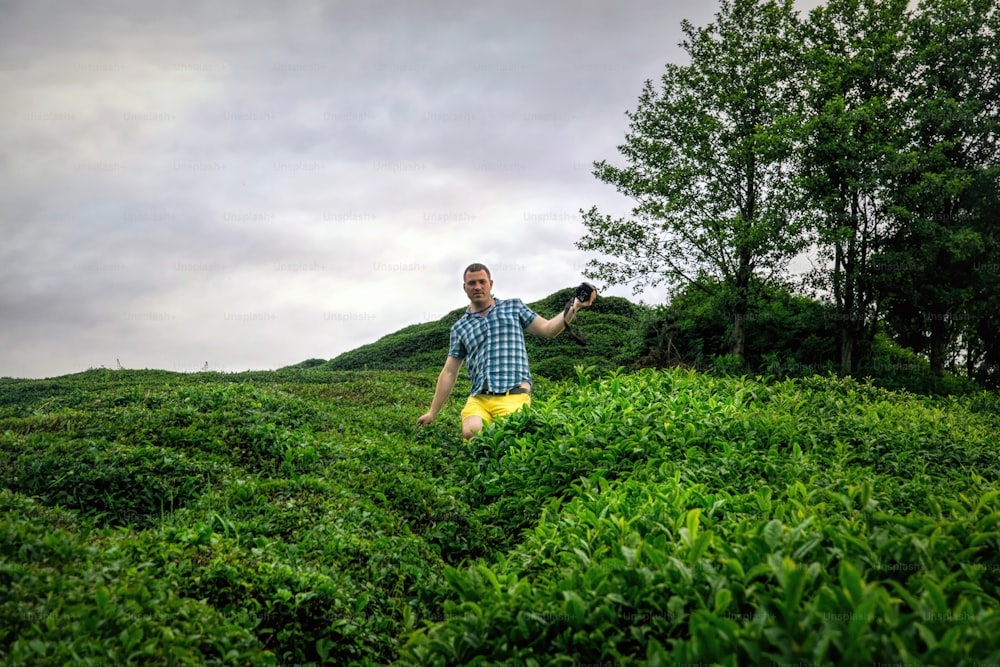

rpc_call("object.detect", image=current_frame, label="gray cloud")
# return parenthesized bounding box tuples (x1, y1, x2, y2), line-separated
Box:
(1, 0, 825, 377)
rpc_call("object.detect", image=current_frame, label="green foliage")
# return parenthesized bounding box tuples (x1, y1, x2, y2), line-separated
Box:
(858, 333, 982, 395)
(0, 491, 270, 666)
(570, 0, 1000, 382)
(284, 357, 328, 369)
(288, 274, 984, 393)
(524, 291, 640, 380)
(0, 368, 460, 665)
(399, 369, 1000, 665)
(634, 277, 838, 378)
(1, 365, 998, 664)
(848, 0, 999, 379)
(579, 0, 811, 360)
(799, 0, 910, 374)
(0, 434, 225, 527)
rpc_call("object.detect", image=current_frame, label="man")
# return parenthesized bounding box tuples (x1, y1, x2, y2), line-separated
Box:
(416, 262, 597, 438)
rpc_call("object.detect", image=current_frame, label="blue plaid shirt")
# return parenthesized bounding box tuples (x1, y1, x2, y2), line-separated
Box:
(449, 297, 538, 396)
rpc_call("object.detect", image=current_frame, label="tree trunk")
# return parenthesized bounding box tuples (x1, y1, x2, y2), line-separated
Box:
(929, 315, 947, 378)
(731, 310, 746, 359)
(840, 330, 853, 376)
(731, 259, 751, 361)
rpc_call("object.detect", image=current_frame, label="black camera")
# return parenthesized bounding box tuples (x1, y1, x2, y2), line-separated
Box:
(563, 282, 597, 346)
(574, 282, 596, 304)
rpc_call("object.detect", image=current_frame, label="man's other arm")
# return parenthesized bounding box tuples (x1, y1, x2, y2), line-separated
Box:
(416, 355, 463, 424)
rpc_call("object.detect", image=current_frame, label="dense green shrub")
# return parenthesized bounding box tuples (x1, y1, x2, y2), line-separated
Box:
(632, 278, 839, 375)
(0, 491, 272, 666)
(1, 366, 998, 665)
(0, 434, 226, 527)
(858, 333, 982, 395)
(400, 369, 1000, 665)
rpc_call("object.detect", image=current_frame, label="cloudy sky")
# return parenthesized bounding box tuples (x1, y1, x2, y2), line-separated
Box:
(1, 0, 824, 379)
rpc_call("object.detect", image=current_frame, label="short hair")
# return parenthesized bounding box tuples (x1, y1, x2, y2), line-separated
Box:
(463, 263, 491, 280)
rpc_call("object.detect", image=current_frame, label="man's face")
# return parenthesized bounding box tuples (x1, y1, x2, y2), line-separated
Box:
(463, 270, 493, 303)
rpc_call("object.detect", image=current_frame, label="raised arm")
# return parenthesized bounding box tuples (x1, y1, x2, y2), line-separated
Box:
(525, 291, 596, 339)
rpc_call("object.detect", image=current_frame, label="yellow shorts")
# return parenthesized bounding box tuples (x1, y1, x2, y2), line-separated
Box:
(460, 392, 531, 424)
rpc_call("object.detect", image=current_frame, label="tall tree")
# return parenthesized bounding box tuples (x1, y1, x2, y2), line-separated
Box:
(959, 2, 1000, 388)
(578, 0, 809, 360)
(878, 0, 1000, 381)
(798, 0, 909, 374)
(958, 166, 1000, 387)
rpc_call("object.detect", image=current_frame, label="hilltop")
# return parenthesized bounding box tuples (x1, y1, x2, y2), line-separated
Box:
(292, 288, 643, 380)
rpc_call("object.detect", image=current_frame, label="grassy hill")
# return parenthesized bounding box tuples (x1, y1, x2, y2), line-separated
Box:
(307, 288, 642, 380)
(1, 366, 999, 664)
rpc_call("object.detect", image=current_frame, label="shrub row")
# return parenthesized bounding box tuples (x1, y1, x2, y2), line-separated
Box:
(400, 369, 1000, 664)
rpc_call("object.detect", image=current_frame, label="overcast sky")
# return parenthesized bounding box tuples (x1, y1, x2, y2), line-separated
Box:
(1, 0, 824, 379)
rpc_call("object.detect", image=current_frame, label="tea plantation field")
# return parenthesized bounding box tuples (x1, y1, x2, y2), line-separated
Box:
(1, 367, 999, 665)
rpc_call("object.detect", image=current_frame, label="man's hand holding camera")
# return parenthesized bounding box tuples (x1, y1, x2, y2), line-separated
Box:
(565, 282, 597, 323)
(562, 282, 597, 344)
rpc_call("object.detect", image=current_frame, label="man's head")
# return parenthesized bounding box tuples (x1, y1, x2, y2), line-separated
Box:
(463, 263, 491, 281)
(463, 263, 493, 307)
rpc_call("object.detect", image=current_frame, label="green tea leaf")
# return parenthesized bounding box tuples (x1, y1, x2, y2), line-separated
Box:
(646, 637, 669, 667)
(94, 585, 110, 610)
(764, 519, 783, 550)
(563, 590, 585, 623)
(689, 531, 712, 561)
(714, 587, 733, 614)
(914, 622, 937, 649)
(923, 578, 948, 616)
(620, 544, 637, 566)
(686, 508, 702, 544)
(839, 560, 864, 605)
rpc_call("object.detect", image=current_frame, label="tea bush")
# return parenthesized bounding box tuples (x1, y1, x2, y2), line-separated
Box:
(399, 369, 1000, 665)
(0, 433, 227, 527)
(0, 491, 270, 665)
(1, 366, 998, 665)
